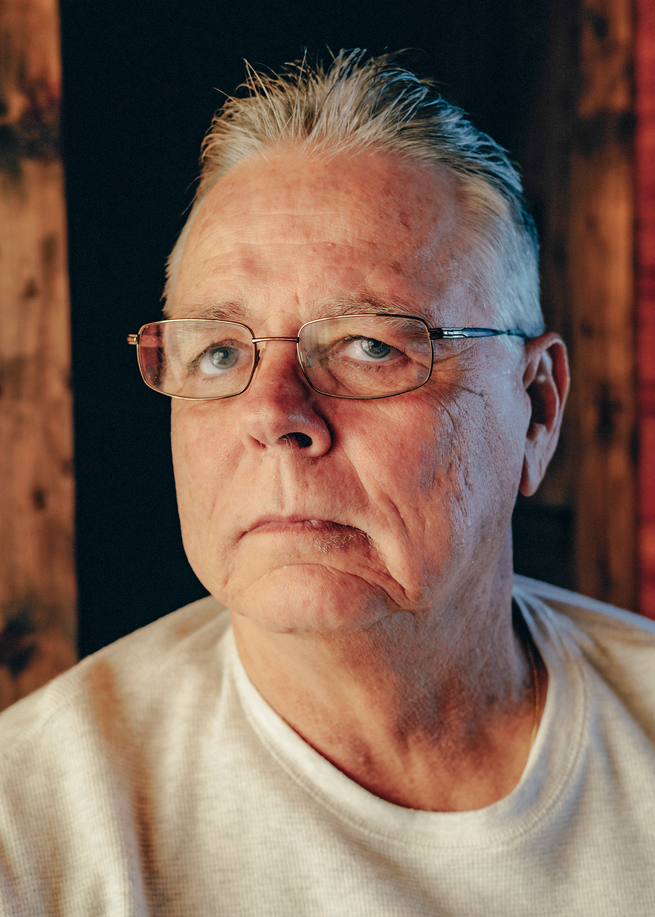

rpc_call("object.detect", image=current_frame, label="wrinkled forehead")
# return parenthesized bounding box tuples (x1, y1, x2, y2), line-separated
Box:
(173, 147, 478, 324)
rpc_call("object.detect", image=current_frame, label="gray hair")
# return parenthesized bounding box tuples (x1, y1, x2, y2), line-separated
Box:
(164, 50, 543, 336)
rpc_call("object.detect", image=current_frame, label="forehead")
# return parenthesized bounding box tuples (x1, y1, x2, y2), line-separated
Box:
(174, 146, 472, 322)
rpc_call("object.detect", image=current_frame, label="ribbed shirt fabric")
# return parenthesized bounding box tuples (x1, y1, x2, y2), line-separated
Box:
(1, 575, 655, 915)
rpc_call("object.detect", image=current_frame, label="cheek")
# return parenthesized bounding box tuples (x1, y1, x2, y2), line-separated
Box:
(171, 406, 251, 601)
(349, 388, 517, 573)
(170, 407, 237, 546)
(442, 388, 526, 559)
(335, 398, 443, 507)
(335, 399, 460, 584)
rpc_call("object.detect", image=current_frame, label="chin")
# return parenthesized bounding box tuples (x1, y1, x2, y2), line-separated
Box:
(219, 562, 394, 636)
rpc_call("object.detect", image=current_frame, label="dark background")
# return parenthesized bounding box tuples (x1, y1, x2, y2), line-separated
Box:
(59, 0, 558, 658)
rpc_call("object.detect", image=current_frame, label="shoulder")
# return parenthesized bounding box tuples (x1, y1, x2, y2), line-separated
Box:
(0, 595, 230, 762)
(513, 574, 655, 644)
(514, 574, 655, 727)
(0, 596, 231, 912)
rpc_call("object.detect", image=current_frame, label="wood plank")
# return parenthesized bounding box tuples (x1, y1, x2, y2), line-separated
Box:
(569, 0, 637, 610)
(525, 0, 638, 609)
(636, 0, 655, 617)
(0, 0, 76, 709)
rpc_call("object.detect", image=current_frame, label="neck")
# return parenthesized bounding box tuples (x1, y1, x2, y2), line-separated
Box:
(232, 566, 546, 812)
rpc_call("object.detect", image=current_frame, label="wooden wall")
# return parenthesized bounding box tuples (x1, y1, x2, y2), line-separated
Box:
(636, 0, 655, 617)
(524, 0, 642, 612)
(0, 0, 77, 710)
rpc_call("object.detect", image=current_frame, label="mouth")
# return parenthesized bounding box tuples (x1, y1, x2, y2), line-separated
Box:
(245, 516, 350, 535)
(241, 517, 371, 551)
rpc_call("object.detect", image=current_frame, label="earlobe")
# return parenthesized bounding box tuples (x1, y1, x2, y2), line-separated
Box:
(519, 333, 570, 497)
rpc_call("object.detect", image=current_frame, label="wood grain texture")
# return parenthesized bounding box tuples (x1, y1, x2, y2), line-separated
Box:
(525, 0, 638, 610)
(0, 0, 76, 710)
(569, 0, 637, 610)
(636, 0, 655, 617)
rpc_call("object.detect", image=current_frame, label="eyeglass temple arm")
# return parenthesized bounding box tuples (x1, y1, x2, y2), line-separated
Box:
(429, 328, 528, 340)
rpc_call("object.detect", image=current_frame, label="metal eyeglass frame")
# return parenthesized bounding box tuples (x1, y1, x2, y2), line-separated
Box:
(127, 314, 528, 401)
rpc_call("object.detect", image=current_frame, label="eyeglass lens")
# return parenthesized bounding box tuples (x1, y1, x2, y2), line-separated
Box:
(299, 315, 432, 398)
(137, 320, 256, 400)
(136, 315, 434, 400)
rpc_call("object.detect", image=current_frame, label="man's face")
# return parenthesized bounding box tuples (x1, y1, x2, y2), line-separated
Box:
(170, 147, 533, 635)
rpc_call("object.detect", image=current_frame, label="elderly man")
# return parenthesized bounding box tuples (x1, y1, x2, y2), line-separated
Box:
(1, 50, 655, 915)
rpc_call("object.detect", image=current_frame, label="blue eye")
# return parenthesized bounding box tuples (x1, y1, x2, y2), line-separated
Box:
(210, 347, 239, 369)
(359, 338, 393, 360)
(340, 336, 399, 363)
(195, 344, 243, 375)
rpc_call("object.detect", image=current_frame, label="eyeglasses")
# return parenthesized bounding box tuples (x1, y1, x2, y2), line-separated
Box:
(127, 314, 527, 401)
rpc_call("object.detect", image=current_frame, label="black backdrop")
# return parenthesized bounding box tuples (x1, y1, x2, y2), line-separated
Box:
(59, 0, 550, 657)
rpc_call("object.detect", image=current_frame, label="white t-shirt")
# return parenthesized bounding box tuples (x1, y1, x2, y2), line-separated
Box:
(1, 575, 655, 915)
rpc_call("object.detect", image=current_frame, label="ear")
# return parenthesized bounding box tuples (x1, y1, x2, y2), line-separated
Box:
(519, 332, 570, 497)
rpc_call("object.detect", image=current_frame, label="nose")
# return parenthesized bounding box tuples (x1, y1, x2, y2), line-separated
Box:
(237, 341, 333, 457)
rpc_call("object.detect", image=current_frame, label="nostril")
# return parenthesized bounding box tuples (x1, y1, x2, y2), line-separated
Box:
(283, 432, 313, 448)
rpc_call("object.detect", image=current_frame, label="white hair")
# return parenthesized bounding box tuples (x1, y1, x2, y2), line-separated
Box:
(164, 50, 543, 336)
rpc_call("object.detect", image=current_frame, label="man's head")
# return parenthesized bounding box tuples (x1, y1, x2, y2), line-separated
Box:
(164, 52, 568, 640)
(165, 50, 543, 338)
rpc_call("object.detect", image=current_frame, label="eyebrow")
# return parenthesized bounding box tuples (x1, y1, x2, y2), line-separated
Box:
(177, 301, 250, 322)
(317, 296, 425, 318)
(176, 295, 434, 325)
(313, 297, 441, 329)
